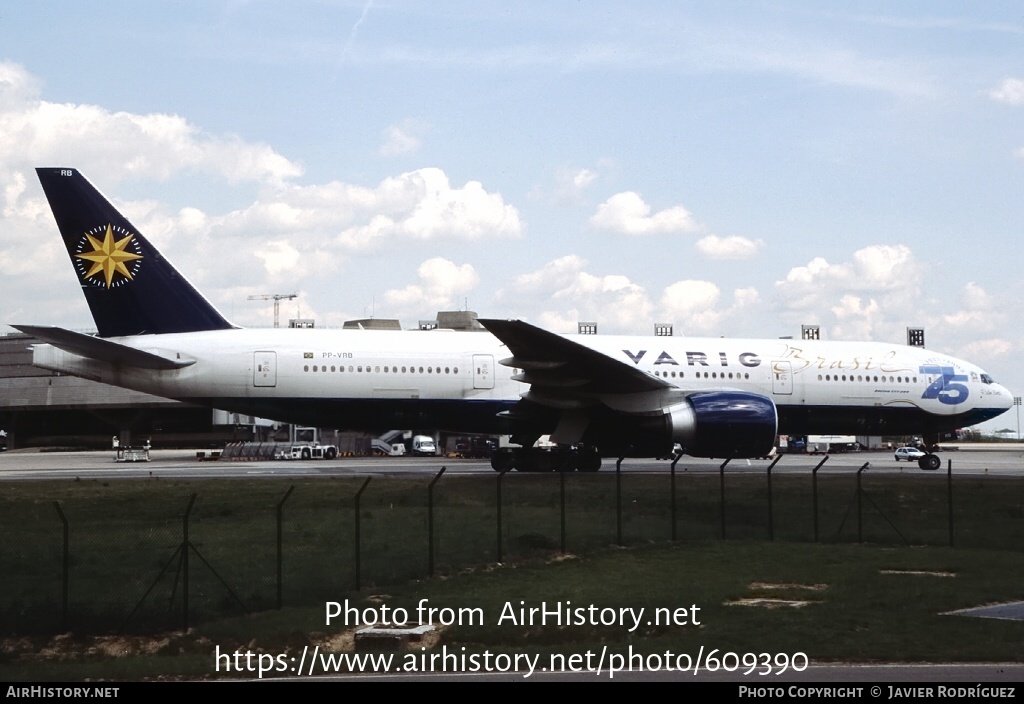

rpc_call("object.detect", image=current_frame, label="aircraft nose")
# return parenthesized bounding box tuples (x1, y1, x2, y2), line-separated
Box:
(990, 384, 1015, 411)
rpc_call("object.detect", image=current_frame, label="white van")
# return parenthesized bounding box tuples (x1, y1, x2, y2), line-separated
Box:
(411, 435, 437, 456)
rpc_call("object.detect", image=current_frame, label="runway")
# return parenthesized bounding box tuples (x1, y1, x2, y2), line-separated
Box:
(1, 446, 1022, 481)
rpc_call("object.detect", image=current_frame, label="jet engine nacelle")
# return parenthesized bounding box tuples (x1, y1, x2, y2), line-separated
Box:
(664, 391, 778, 459)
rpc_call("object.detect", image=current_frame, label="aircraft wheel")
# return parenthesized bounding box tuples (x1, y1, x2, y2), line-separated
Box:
(918, 454, 941, 471)
(553, 451, 576, 472)
(536, 450, 561, 472)
(576, 448, 602, 472)
(490, 452, 514, 472)
(513, 450, 537, 472)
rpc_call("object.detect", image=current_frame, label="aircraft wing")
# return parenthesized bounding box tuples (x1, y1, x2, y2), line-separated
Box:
(480, 318, 778, 457)
(12, 325, 195, 370)
(479, 318, 670, 396)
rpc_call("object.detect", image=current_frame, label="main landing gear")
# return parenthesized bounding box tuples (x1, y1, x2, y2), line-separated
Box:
(490, 446, 602, 472)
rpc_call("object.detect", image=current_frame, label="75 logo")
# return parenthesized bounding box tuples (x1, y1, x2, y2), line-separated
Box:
(919, 365, 969, 406)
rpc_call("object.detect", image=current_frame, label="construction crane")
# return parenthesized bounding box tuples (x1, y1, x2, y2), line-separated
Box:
(247, 293, 297, 328)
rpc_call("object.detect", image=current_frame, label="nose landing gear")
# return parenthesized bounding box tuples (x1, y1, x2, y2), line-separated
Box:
(918, 433, 943, 471)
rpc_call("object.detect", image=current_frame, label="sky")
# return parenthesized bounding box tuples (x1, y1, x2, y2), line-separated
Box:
(1, 1, 1022, 431)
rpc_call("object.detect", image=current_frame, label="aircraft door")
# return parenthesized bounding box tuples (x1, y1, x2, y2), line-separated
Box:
(772, 361, 793, 395)
(473, 354, 494, 390)
(253, 351, 277, 387)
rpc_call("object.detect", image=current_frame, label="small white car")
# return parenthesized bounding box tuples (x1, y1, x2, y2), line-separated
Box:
(894, 446, 926, 462)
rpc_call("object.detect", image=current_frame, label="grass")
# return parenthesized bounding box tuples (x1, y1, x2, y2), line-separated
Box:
(2, 541, 1023, 680)
(1, 471, 1023, 679)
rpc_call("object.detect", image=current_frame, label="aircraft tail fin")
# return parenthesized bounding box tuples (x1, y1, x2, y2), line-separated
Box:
(35, 168, 236, 337)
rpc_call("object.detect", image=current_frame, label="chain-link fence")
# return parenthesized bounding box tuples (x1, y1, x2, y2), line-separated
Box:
(2, 463, 1022, 635)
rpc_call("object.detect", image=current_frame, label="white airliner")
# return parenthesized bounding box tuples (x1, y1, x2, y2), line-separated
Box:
(14, 168, 1014, 471)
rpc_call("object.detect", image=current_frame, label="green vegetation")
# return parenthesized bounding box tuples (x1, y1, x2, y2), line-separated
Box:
(1, 471, 1023, 679)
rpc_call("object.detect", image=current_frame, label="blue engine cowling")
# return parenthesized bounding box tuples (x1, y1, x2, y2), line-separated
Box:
(666, 391, 778, 458)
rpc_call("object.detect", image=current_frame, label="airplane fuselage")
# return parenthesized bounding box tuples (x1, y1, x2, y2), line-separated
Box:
(29, 326, 1013, 440)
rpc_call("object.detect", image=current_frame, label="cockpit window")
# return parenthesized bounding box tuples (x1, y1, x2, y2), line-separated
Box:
(981, 374, 994, 385)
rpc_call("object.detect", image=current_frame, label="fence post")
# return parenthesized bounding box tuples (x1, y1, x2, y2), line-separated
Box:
(276, 485, 295, 610)
(182, 493, 197, 631)
(496, 469, 510, 562)
(947, 459, 954, 547)
(354, 478, 372, 591)
(53, 502, 69, 632)
(719, 460, 730, 539)
(856, 463, 869, 544)
(560, 468, 566, 554)
(811, 456, 829, 542)
(428, 467, 446, 576)
(670, 455, 683, 541)
(616, 457, 624, 546)
(766, 455, 782, 541)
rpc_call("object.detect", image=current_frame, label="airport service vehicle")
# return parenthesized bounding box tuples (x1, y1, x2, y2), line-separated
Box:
(894, 446, 927, 463)
(274, 443, 339, 460)
(411, 435, 437, 456)
(15, 169, 1015, 472)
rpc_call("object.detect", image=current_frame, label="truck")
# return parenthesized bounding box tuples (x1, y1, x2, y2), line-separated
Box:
(806, 435, 858, 454)
(411, 435, 437, 456)
(450, 435, 498, 458)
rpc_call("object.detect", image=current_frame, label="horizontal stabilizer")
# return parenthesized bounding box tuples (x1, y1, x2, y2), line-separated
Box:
(12, 325, 195, 370)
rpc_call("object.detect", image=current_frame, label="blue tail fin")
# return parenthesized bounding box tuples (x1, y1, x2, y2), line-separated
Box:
(36, 168, 236, 337)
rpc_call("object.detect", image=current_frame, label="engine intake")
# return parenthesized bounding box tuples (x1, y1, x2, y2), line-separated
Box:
(666, 391, 777, 458)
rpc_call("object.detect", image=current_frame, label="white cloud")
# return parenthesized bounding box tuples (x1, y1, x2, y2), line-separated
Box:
(733, 286, 760, 308)
(0, 62, 525, 331)
(657, 281, 763, 336)
(961, 281, 991, 310)
(778, 244, 920, 303)
(0, 62, 301, 188)
(383, 258, 480, 312)
(254, 240, 302, 275)
(695, 234, 764, 260)
(960, 339, 1012, 360)
(773, 244, 925, 341)
(989, 78, 1024, 105)
(661, 279, 721, 333)
(497, 256, 653, 332)
(829, 294, 882, 340)
(941, 282, 1003, 334)
(335, 168, 522, 248)
(498, 255, 588, 298)
(589, 191, 701, 235)
(536, 310, 583, 335)
(550, 166, 599, 205)
(0, 62, 40, 112)
(379, 119, 426, 156)
(571, 169, 597, 190)
(181, 167, 520, 260)
(661, 280, 721, 315)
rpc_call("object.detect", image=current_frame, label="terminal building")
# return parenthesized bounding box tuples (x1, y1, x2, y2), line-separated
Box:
(0, 310, 485, 450)
(0, 331, 234, 449)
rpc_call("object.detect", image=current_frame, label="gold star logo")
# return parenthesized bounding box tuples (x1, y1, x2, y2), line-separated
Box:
(75, 224, 143, 288)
